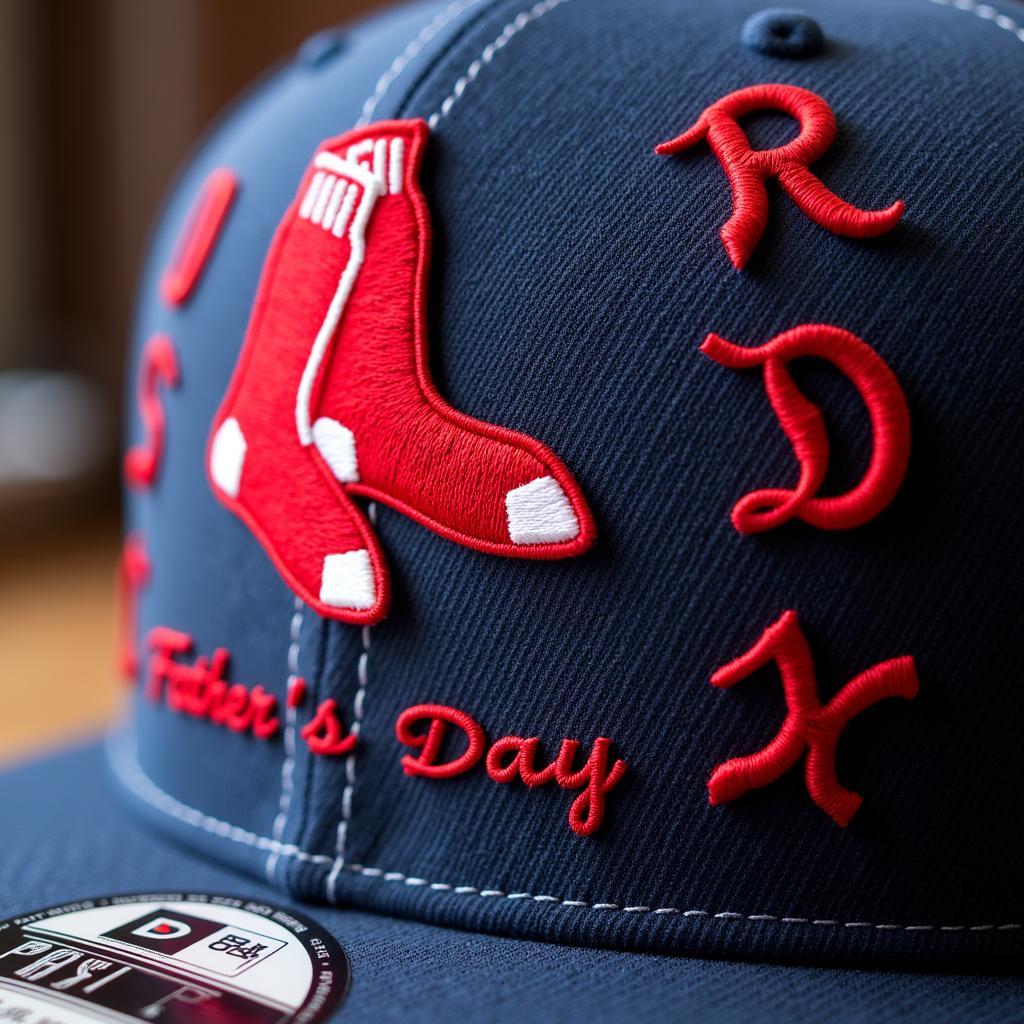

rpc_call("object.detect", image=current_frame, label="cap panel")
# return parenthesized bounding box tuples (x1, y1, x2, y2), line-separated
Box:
(120, 0, 1024, 972)
(3, 744, 1023, 1024)
(123, 0, 501, 882)
(288, 0, 1023, 960)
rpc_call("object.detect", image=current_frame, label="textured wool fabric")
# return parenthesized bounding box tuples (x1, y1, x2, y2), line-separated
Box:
(119, 0, 1024, 966)
(4, 0, 1023, 1017)
(0, 744, 1021, 1024)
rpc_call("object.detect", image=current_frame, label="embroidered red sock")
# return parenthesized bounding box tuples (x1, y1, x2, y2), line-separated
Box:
(209, 120, 594, 623)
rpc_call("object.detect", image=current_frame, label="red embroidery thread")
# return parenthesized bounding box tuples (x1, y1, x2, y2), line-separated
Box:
(145, 627, 280, 741)
(300, 698, 358, 756)
(208, 120, 595, 625)
(702, 324, 911, 533)
(398, 706, 627, 835)
(287, 677, 308, 708)
(486, 735, 629, 837)
(124, 335, 180, 490)
(117, 533, 150, 681)
(485, 736, 557, 785)
(655, 84, 905, 270)
(708, 610, 919, 826)
(161, 168, 238, 307)
(396, 704, 486, 779)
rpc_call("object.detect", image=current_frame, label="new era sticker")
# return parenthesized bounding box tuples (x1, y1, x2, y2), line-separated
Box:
(104, 907, 224, 954)
(103, 906, 286, 976)
(0, 892, 348, 1022)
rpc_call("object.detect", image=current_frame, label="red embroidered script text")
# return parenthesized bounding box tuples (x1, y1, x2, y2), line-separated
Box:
(117, 533, 150, 682)
(145, 628, 280, 740)
(161, 167, 238, 307)
(124, 335, 180, 490)
(656, 84, 904, 270)
(300, 698, 358, 756)
(708, 610, 919, 825)
(702, 324, 911, 533)
(396, 704, 628, 837)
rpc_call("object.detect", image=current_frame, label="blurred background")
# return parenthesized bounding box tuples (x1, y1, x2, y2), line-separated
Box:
(0, 0, 384, 764)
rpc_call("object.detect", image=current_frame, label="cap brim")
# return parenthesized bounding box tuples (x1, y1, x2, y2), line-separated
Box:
(1, 741, 1019, 1024)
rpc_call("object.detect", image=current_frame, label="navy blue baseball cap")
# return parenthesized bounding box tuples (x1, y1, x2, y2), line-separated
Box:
(2, 0, 1023, 1020)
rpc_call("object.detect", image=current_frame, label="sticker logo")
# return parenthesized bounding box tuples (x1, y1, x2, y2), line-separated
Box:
(0, 893, 348, 1022)
(208, 119, 595, 624)
(107, 909, 222, 952)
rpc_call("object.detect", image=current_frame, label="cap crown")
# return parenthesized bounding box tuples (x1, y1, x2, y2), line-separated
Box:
(120, 0, 1024, 971)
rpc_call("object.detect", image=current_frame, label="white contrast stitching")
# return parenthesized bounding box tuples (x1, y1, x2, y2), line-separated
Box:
(108, 731, 1022, 935)
(325, 503, 378, 904)
(927, 0, 1024, 41)
(111, 0, 1024, 941)
(319, 0, 502, 898)
(109, 732, 333, 866)
(265, 596, 305, 884)
(357, 0, 491, 127)
(427, 0, 573, 128)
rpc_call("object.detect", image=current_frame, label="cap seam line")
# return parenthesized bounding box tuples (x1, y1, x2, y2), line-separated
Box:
(927, 0, 1024, 42)
(356, 0, 495, 127)
(106, 732, 1022, 935)
(318, 0, 506, 898)
(295, 591, 334, 872)
(325, 503, 378, 901)
(264, 595, 305, 885)
(426, 0, 573, 128)
(318, 0, 564, 904)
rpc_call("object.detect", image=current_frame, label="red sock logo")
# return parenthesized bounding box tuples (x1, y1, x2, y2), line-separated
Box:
(208, 120, 595, 623)
(656, 84, 905, 270)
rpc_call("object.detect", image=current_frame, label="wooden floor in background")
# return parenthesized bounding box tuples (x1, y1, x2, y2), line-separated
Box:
(0, 522, 123, 766)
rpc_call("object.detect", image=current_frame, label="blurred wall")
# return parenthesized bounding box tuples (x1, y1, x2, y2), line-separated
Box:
(0, 1, 45, 337)
(12, 0, 382, 400)
(0, 0, 386, 761)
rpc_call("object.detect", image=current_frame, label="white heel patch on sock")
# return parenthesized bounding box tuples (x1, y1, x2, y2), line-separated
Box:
(321, 550, 376, 610)
(210, 417, 247, 498)
(312, 417, 359, 483)
(506, 475, 580, 545)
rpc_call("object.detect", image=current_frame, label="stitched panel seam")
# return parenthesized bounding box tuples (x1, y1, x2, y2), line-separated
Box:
(419, 0, 1024, 133)
(265, 596, 304, 884)
(325, 0, 535, 900)
(357, 0, 493, 126)
(111, 732, 333, 866)
(427, 0, 572, 128)
(107, 734, 1021, 935)
(325, 503, 377, 902)
(927, 0, 1024, 40)
(326, 0, 506, 898)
